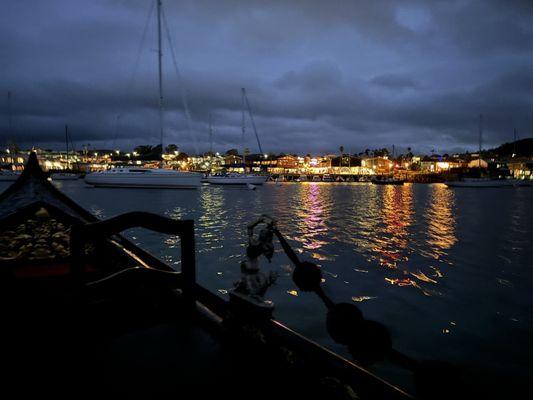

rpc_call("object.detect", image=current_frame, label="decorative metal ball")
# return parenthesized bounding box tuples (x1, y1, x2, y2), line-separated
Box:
(292, 261, 322, 292)
(326, 302, 364, 345)
(346, 320, 392, 366)
(414, 360, 460, 400)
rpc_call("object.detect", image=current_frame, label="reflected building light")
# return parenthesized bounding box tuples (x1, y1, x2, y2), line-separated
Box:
(424, 184, 456, 258)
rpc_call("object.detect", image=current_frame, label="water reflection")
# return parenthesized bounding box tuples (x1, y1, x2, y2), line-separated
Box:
(42, 180, 533, 393)
(291, 183, 332, 258)
(197, 186, 228, 253)
(423, 184, 456, 260)
(375, 185, 414, 269)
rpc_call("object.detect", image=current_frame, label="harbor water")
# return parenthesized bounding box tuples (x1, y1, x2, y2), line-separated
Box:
(2, 180, 532, 391)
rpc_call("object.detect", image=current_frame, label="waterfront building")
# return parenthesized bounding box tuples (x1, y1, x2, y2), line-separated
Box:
(420, 156, 466, 172)
(361, 156, 393, 174)
(0, 150, 28, 170)
(507, 158, 533, 179)
(467, 158, 489, 168)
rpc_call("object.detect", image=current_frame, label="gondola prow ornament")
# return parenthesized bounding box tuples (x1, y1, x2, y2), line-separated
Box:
(230, 215, 278, 317)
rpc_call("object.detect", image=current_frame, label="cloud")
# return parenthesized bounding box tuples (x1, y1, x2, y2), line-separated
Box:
(0, 0, 532, 154)
(371, 74, 418, 90)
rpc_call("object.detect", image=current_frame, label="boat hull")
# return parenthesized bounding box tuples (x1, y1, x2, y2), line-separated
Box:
(445, 179, 514, 188)
(0, 172, 21, 181)
(206, 175, 268, 185)
(371, 180, 404, 185)
(85, 170, 202, 189)
(51, 173, 79, 181)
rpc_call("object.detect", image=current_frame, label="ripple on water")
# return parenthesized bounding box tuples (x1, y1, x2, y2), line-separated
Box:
(29, 180, 533, 394)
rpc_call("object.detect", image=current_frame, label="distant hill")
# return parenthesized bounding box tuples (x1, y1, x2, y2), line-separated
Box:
(490, 138, 533, 157)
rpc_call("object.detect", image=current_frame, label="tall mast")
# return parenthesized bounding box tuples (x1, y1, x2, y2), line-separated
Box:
(513, 127, 517, 157)
(65, 125, 69, 170)
(241, 88, 246, 168)
(242, 88, 264, 155)
(157, 0, 164, 163)
(7, 91, 12, 138)
(208, 112, 213, 154)
(478, 114, 483, 168)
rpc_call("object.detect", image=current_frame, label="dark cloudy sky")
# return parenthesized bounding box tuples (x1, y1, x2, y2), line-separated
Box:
(1, 0, 532, 154)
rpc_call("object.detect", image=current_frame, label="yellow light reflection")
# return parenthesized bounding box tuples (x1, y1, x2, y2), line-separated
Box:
(373, 185, 414, 269)
(423, 184, 457, 259)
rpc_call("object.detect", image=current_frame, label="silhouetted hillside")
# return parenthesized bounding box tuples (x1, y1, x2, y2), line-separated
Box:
(490, 138, 533, 157)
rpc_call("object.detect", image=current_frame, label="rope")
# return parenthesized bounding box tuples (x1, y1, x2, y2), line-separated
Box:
(161, 4, 199, 155)
(114, 0, 155, 147)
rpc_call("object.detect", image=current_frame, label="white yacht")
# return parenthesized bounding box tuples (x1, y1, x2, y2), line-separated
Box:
(85, 167, 202, 189)
(85, 1, 201, 190)
(0, 170, 21, 181)
(206, 173, 267, 186)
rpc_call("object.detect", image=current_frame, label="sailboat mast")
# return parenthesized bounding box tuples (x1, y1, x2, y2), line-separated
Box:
(478, 114, 483, 168)
(65, 125, 69, 170)
(7, 91, 12, 138)
(208, 112, 213, 154)
(157, 0, 164, 161)
(242, 88, 264, 155)
(513, 127, 517, 157)
(241, 88, 246, 168)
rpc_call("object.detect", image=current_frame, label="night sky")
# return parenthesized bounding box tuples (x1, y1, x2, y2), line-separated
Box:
(1, 0, 532, 154)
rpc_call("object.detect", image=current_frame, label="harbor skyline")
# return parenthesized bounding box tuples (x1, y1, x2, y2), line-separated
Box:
(2, 1, 533, 153)
(2, 2, 533, 398)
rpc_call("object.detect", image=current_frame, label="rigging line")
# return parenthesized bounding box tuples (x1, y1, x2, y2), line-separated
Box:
(114, 0, 155, 146)
(243, 89, 264, 155)
(111, 114, 121, 149)
(161, 4, 199, 155)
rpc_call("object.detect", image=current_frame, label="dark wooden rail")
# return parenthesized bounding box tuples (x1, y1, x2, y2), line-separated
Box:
(70, 211, 196, 308)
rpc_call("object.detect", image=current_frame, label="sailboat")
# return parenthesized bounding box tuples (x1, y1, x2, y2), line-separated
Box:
(85, 0, 202, 189)
(445, 115, 515, 188)
(51, 125, 79, 180)
(206, 88, 268, 186)
(0, 92, 22, 181)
